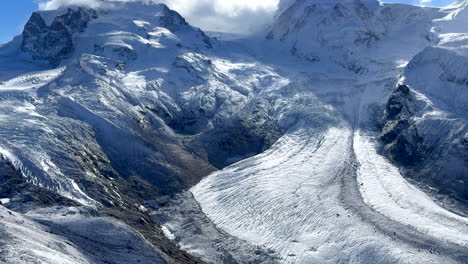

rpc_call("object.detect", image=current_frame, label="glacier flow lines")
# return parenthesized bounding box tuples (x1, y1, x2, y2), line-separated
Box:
(191, 79, 468, 264)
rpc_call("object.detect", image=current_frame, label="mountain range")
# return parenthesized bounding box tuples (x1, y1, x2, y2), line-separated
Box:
(0, 0, 467, 263)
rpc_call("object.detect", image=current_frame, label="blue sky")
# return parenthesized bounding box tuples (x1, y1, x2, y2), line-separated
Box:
(0, 0, 458, 44)
(1, 1, 40, 44)
(383, 0, 456, 6)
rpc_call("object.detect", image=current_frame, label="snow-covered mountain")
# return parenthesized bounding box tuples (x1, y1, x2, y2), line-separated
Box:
(0, 0, 467, 263)
(0, 1, 281, 262)
(267, 0, 437, 72)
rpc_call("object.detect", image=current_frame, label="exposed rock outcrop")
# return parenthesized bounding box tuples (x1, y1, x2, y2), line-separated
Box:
(21, 8, 98, 65)
(381, 84, 468, 201)
(380, 85, 425, 167)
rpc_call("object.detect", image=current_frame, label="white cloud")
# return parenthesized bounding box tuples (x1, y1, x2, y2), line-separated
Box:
(38, 0, 105, 10)
(416, 0, 434, 7)
(37, 0, 280, 34)
(158, 0, 279, 33)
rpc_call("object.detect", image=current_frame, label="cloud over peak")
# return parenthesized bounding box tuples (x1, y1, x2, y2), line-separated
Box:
(37, 0, 280, 34)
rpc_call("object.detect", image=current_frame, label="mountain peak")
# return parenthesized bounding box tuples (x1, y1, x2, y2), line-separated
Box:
(268, 0, 434, 72)
(21, 7, 98, 66)
(17, 2, 212, 66)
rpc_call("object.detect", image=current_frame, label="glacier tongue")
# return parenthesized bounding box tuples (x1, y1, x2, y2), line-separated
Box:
(192, 124, 357, 263)
(191, 76, 468, 263)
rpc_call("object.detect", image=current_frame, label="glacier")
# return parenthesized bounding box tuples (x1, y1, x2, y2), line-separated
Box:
(189, 0, 468, 263)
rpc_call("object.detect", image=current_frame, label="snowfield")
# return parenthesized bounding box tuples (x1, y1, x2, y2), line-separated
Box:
(0, 68, 65, 91)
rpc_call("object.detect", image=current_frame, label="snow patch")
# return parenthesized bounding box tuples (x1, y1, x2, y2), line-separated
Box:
(161, 225, 175, 240)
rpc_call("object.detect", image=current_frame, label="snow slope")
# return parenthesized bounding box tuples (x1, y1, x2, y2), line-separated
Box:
(0, 205, 164, 264)
(0, 0, 281, 205)
(0, 206, 90, 264)
(267, 0, 438, 73)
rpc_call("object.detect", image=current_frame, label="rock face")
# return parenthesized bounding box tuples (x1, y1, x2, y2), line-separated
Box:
(157, 4, 212, 48)
(21, 8, 98, 65)
(380, 82, 468, 201)
(158, 4, 189, 32)
(198, 99, 281, 168)
(379, 37, 468, 201)
(0, 155, 80, 209)
(380, 85, 424, 167)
